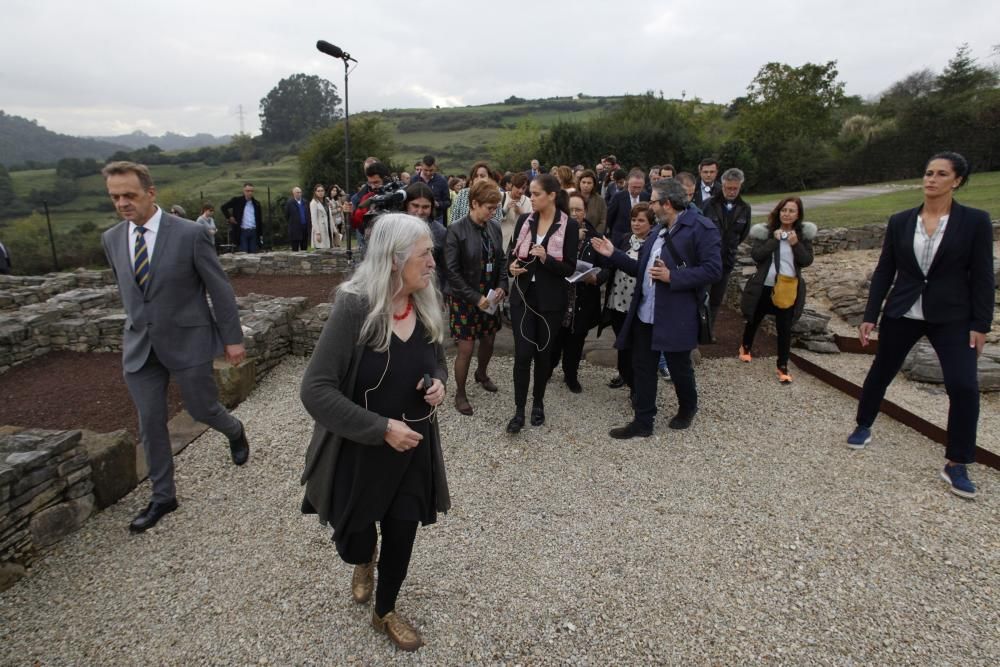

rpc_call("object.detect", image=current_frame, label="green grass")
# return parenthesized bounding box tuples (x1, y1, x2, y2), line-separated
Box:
(8, 157, 301, 233)
(813, 171, 1000, 228)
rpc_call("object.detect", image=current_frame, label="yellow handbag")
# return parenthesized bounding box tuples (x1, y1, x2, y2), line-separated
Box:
(771, 274, 798, 309)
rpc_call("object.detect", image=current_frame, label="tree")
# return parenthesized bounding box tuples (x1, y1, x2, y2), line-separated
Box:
(937, 43, 998, 99)
(298, 117, 396, 195)
(489, 119, 544, 172)
(260, 74, 342, 144)
(735, 61, 847, 189)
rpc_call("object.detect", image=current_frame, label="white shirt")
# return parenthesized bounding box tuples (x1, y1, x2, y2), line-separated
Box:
(905, 214, 949, 320)
(764, 238, 796, 287)
(630, 193, 640, 208)
(128, 206, 163, 266)
(241, 200, 257, 229)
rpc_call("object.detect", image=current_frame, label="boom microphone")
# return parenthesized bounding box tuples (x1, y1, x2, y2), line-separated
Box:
(316, 40, 356, 62)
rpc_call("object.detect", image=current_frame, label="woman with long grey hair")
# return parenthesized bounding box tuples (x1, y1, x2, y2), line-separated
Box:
(299, 213, 450, 652)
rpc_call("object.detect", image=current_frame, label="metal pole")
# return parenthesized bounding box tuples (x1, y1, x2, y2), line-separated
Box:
(42, 201, 59, 271)
(343, 57, 352, 264)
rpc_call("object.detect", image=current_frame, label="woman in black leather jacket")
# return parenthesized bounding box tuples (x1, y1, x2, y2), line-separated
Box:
(443, 179, 508, 416)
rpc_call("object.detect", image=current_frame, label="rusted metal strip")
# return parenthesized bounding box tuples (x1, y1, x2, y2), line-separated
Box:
(790, 351, 1000, 471)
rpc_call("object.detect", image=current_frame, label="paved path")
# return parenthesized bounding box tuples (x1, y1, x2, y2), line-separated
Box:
(751, 184, 919, 216)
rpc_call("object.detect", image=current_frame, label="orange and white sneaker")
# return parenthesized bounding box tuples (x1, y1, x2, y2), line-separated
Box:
(738, 345, 752, 363)
(776, 366, 793, 384)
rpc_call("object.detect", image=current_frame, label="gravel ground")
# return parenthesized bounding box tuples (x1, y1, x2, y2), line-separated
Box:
(796, 349, 1000, 456)
(2, 354, 998, 665)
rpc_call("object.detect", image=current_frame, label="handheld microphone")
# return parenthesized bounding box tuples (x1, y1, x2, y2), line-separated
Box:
(316, 40, 356, 62)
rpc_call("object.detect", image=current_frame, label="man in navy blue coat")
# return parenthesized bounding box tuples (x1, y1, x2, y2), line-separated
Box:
(592, 179, 722, 438)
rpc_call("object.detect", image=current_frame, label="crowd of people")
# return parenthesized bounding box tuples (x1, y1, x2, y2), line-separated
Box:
(96, 149, 993, 652)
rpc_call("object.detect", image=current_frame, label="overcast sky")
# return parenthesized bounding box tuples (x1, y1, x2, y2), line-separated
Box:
(1, 0, 997, 138)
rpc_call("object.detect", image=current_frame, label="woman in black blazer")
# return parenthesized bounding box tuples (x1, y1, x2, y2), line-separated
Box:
(506, 173, 579, 433)
(849, 152, 994, 499)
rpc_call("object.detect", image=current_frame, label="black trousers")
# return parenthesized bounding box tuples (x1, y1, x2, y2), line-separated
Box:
(708, 268, 733, 320)
(742, 285, 794, 368)
(630, 321, 697, 430)
(290, 239, 308, 251)
(550, 326, 588, 383)
(335, 517, 419, 617)
(609, 310, 633, 388)
(510, 288, 562, 412)
(857, 316, 979, 464)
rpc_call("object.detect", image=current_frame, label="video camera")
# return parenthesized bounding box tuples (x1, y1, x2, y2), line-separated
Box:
(358, 179, 407, 215)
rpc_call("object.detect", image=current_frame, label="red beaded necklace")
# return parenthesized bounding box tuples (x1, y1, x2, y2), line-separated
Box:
(393, 298, 413, 321)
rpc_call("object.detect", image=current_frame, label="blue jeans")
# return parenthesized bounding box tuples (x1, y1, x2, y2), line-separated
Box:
(239, 228, 258, 253)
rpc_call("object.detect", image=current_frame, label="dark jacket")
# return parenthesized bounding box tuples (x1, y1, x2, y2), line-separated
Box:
(567, 223, 609, 334)
(283, 197, 312, 243)
(444, 215, 508, 303)
(701, 193, 752, 272)
(413, 173, 451, 224)
(508, 211, 579, 313)
(0, 241, 10, 274)
(863, 201, 995, 332)
(693, 180, 721, 208)
(221, 195, 262, 229)
(740, 222, 817, 324)
(605, 208, 722, 352)
(606, 189, 650, 247)
(300, 291, 451, 526)
(427, 219, 448, 291)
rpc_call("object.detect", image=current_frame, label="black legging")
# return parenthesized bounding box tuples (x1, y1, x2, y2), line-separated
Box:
(335, 517, 419, 617)
(510, 292, 562, 413)
(549, 326, 588, 384)
(742, 285, 794, 368)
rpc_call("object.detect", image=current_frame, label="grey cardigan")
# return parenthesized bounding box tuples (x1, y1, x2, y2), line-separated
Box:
(299, 290, 451, 526)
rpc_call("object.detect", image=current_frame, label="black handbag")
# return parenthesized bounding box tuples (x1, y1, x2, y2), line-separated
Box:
(661, 230, 715, 345)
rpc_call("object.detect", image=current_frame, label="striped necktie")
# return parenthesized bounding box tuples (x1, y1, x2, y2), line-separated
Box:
(133, 226, 150, 289)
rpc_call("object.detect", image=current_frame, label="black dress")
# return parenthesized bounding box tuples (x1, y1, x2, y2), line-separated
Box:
(331, 320, 438, 540)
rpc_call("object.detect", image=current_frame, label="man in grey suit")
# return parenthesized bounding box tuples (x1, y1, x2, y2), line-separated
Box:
(101, 161, 250, 533)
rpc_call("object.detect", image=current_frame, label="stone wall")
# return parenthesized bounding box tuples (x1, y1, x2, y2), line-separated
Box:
(0, 429, 95, 591)
(219, 248, 353, 276)
(0, 269, 116, 311)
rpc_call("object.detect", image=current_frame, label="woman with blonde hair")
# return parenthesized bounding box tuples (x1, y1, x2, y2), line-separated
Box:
(300, 213, 449, 652)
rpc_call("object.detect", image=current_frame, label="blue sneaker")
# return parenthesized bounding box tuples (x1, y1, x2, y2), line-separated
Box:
(940, 464, 977, 499)
(846, 426, 872, 449)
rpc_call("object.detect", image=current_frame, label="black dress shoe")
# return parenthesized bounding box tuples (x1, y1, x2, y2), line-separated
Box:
(530, 404, 545, 426)
(506, 414, 525, 434)
(565, 378, 583, 394)
(609, 422, 653, 439)
(607, 375, 625, 389)
(668, 409, 698, 430)
(129, 499, 179, 533)
(229, 422, 250, 465)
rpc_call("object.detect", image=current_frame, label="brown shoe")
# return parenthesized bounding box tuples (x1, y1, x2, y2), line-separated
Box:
(351, 547, 377, 604)
(372, 609, 423, 651)
(474, 372, 498, 393)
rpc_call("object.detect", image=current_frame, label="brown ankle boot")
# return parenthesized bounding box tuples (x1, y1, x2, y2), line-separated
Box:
(351, 546, 377, 603)
(372, 609, 423, 651)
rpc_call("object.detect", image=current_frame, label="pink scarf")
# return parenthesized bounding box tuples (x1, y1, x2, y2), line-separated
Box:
(514, 211, 568, 262)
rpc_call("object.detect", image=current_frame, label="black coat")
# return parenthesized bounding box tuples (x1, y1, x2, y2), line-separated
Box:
(701, 193, 752, 272)
(740, 223, 816, 324)
(444, 215, 508, 303)
(284, 197, 312, 243)
(863, 201, 995, 331)
(567, 226, 609, 334)
(605, 190, 650, 247)
(693, 180, 721, 208)
(508, 212, 579, 313)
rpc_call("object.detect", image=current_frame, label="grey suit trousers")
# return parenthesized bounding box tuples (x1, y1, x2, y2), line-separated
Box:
(125, 349, 241, 503)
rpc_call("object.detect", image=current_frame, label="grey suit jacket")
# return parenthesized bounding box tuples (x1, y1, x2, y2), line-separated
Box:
(101, 210, 244, 373)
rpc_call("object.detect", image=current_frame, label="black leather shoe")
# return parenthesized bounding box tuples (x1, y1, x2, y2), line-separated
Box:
(530, 404, 545, 426)
(565, 378, 583, 394)
(668, 409, 698, 430)
(607, 375, 625, 389)
(229, 421, 250, 466)
(506, 414, 525, 434)
(609, 422, 653, 439)
(129, 499, 179, 533)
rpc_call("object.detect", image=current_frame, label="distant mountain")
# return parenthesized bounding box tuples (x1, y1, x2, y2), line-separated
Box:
(0, 111, 129, 167)
(89, 130, 232, 151)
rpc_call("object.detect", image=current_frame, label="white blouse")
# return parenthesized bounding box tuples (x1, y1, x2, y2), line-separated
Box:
(904, 214, 949, 320)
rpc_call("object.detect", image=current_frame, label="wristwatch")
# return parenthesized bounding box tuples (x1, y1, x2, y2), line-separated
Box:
(385, 420, 393, 434)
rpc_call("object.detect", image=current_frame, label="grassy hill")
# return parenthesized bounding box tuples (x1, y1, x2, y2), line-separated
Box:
(9, 157, 300, 232)
(0, 111, 128, 167)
